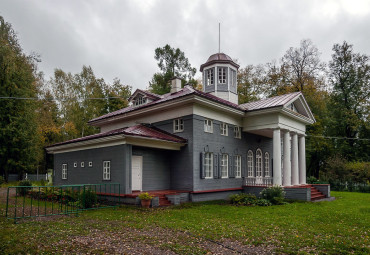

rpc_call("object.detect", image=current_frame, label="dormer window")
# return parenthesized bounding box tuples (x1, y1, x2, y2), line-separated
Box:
(218, 67, 227, 84)
(206, 69, 214, 86)
(288, 103, 297, 112)
(134, 95, 146, 106)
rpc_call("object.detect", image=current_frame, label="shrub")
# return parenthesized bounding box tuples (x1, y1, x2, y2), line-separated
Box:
(0, 176, 4, 186)
(17, 180, 32, 196)
(260, 186, 285, 205)
(229, 193, 272, 206)
(138, 192, 153, 200)
(80, 189, 98, 208)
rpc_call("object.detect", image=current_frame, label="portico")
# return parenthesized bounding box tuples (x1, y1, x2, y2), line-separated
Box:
(241, 92, 315, 187)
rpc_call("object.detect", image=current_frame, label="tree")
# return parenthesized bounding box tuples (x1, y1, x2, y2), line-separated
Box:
(237, 64, 267, 104)
(0, 16, 41, 181)
(48, 66, 132, 138)
(263, 39, 330, 177)
(149, 44, 196, 94)
(328, 41, 370, 161)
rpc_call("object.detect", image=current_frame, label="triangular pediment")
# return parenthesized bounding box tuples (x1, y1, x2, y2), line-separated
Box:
(283, 93, 315, 121)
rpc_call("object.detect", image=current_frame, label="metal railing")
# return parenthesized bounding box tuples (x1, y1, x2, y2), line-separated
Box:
(245, 177, 273, 186)
(5, 183, 121, 223)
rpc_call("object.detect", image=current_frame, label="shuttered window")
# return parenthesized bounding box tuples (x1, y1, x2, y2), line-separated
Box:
(235, 155, 242, 178)
(204, 153, 213, 178)
(221, 154, 228, 178)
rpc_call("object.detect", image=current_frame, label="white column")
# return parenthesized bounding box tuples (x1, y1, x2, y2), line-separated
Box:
(273, 129, 282, 186)
(282, 131, 291, 186)
(291, 133, 299, 186)
(299, 135, 306, 184)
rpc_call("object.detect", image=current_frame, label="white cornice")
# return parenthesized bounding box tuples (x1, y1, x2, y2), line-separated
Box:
(91, 94, 244, 127)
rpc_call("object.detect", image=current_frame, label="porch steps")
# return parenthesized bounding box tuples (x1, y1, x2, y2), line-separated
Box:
(309, 186, 326, 201)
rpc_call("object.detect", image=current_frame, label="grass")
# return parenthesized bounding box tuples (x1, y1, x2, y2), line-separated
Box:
(0, 191, 369, 254)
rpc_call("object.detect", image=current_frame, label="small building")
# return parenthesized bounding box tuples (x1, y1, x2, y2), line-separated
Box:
(46, 52, 330, 205)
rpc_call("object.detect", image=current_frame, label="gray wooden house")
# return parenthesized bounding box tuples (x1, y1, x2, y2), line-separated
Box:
(46, 52, 330, 205)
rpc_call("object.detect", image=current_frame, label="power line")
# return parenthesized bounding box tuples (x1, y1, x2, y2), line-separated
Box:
(0, 96, 126, 101)
(306, 135, 370, 141)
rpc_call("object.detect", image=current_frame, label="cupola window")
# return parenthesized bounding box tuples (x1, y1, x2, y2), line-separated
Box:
(230, 69, 237, 88)
(206, 69, 214, 86)
(218, 67, 227, 84)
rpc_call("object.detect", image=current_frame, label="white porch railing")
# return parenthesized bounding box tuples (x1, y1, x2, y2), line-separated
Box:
(244, 177, 273, 186)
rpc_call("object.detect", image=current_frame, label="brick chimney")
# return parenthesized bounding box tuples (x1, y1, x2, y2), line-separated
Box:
(170, 77, 182, 93)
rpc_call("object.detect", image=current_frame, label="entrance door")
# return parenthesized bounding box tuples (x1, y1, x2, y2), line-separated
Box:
(132, 156, 143, 191)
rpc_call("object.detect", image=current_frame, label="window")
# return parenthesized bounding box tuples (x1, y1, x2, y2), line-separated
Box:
(221, 154, 228, 178)
(173, 118, 184, 132)
(289, 103, 297, 112)
(206, 68, 214, 86)
(234, 126, 241, 139)
(74, 162, 77, 168)
(220, 122, 228, 136)
(89, 161, 93, 167)
(103, 161, 111, 180)
(247, 150, 254, 177)
(235, 155, 242, 178)
(204, 153, 213, 178)
(62, 164, 67, 180)
(81, 162, 85, 168)
(218, 67, 227, 84)
(256, 149, 262, 177)
(134, 96, 146, 106)
(230, 69, 237, 87)
(204, 119, 213, 133)
(264, 152, 270, 177)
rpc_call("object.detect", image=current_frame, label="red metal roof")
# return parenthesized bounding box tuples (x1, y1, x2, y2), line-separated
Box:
(239, 92, 301, 111)
(200, 53, 240, 71)
(47, 124, 187, 148)
(89, 86, 243, 124)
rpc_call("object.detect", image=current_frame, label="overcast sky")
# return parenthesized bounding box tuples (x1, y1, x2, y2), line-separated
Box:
(1, 0, 369, 91)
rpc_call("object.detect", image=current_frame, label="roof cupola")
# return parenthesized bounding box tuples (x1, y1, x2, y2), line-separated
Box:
(200, 53, 240, 104)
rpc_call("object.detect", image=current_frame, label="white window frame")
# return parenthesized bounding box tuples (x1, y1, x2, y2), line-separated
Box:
(264, 152, 270, 177)
(218, 67, 227, 84)
(89, 161, 93, 167)
(234, 126, 241, 139)
(81, 162, 84, 168)
(247, 150, 254, 177)
(134, 95, 146, 106)
(204, 152, 213, 178)
(204, 119, 213, 133)
(62, 164, 67, 180)
(103, 161, 111, 180)
(220, 122, 228, 136)
(73, 162, 77, 168)
(235, 155, 242, 178)
(230, 69, 236, 87)
(256, 149, 263, 177)
(221, 154, 228, 178)
(173, 118, 184, 133)
(206, 68, 214, 86)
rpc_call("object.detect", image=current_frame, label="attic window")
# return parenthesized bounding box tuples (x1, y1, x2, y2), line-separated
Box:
(289, 103, 297, 112)
(134, 95, 146, 106)
(206, 69, 214, 86)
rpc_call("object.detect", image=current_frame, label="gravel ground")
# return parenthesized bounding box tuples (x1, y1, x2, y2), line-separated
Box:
(0, 188, 277, 254)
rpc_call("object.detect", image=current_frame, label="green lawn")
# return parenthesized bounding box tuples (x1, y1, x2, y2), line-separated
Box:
(0, 191, 369, 254)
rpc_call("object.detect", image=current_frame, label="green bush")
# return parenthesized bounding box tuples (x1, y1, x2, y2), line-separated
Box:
(17, 180, 32, 196)
(138, 192, 153, 200)
(80, 189, 98, 208)
(229, 193, 272, 206)
(0, 176, 4, 186)
(260, 186, 286, 205)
